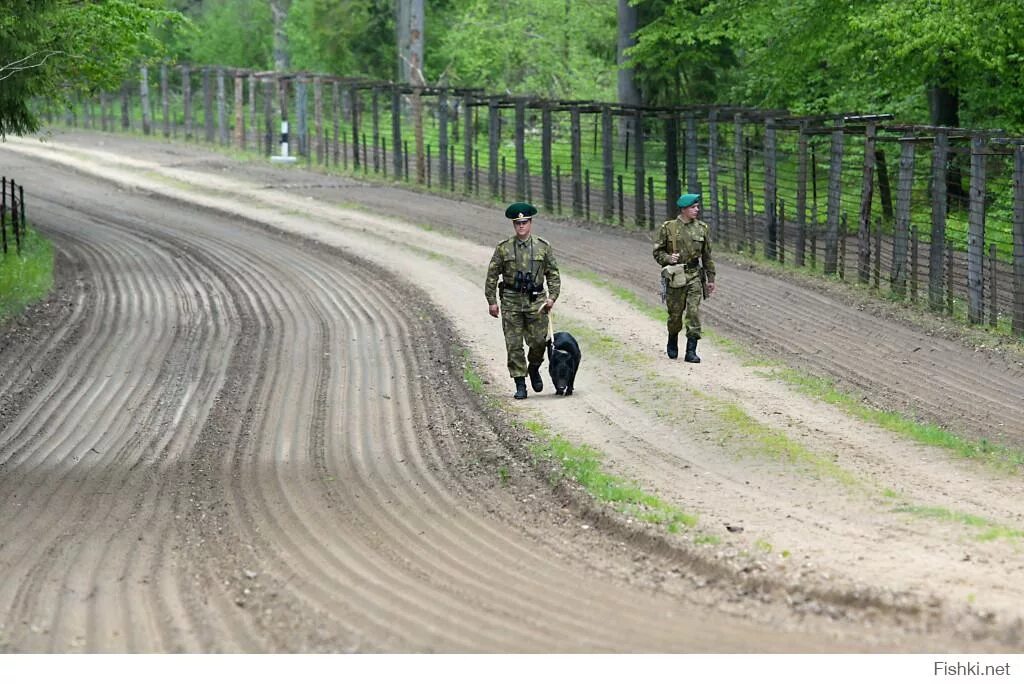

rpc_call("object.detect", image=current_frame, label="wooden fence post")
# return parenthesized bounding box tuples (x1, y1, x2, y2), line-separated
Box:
(217, 68, 229, 146)
(910, 224, 919, 302)
(857, 123, 876, 283)
(203, 67, 213, 142)
(824, 117, 844, 274)
(721, 185, 731, 249)
(892, 139, 915, 297)
(764, 117, 778, 259)
(665, 113, 680, 218)
(571, 105, 583, 217)
(779, 198, 786, 264)
(542, 102, 553, 211)
(929, 132, 950, 310)
(393, 86, 404, 178)
(1013, 145, 1024, 336)
(602, 105, 614, 221)
(161, 64, 170, 138)
(488, 97, 500, 197)
(796, 123, 808, 267)
(685, 112, 699, 193)
(296, 77, 308, 158)
(873, 217, 882, 288)
(372, 86, 381, 173)
(249, 73, 258, 153)
(733, 114, 746, 254)
(967, 135, 986, 324)
(633, 108, 645, 226)
(140, 66, 152, 135)
(708, 110, 720, 241)
(234, 71, 245, 150)
(350, 85, 360, 171)
(120, 81, 131, 131)
(440, 89, 450, 190)
(515, 98, 526, 199)
(182, 66, 192, 140)
(463, 94, 473, 194)
(989, 242, 998, 328)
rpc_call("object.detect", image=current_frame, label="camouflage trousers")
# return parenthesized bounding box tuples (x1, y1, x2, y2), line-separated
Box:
(665, 279, 703, 339)
(501, 306, 549, 378)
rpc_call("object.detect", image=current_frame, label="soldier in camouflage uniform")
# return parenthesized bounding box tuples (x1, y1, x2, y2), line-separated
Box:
(653, 193, 716, 362)
(484, 202, 561, 399)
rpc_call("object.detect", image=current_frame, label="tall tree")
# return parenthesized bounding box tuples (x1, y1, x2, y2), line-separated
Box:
(396, 0, 424, 85)
(0, 0, 184, 138)
(286, 0, 394, 79)
(433, 0, 616, 99)
(270, 0, 292, 70)
(631, 0, 1024, 132)
(616, 0, 640, 106)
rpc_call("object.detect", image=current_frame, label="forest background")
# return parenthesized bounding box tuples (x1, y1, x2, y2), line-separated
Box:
(4, 0, 1024, 139)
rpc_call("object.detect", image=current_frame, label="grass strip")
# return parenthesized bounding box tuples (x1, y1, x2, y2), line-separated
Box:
(522, 419, 698, 534)
(0, 226, 54, 321)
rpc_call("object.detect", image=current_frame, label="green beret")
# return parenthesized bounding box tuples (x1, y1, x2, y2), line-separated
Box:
(505, 202, 538, 220)
(677, 193, 701, 208)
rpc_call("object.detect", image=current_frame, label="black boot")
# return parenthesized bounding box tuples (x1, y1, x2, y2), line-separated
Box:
(528, 364, 544, 392)
(684, 336, 701, 363)
(666, 333, 679, 359)
(513, 377, 528, 399)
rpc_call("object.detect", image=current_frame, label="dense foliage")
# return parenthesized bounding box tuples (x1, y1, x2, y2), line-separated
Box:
(5, 0, 1024, 136)
(0, 0, 185, 137)
(630, 0, 1024, 131)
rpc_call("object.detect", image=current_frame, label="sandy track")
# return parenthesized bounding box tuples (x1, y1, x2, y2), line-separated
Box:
(0, 146, 857, 653)
(1, 133, 1022, 652)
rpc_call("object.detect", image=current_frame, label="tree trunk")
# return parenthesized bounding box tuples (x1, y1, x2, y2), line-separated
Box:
(616, 0, 640, 107)
(927, 77, 967, 211)
(270, 0, 291, 71)
(397, 0, 424, 86)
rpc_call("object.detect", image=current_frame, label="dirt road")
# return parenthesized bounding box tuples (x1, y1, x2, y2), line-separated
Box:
(0, 132, 1021, 652)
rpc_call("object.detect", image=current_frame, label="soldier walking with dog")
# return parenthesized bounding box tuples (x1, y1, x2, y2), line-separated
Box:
(485, 202, 561, 399)
(654, 193, 716, 362)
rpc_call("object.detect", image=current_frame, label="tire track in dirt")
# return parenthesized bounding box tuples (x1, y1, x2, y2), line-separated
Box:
(0, 206, 234, 651)
(9, 138, 1020, 650)
(224, 164, 1024, 452)
(0, 148, 859, 652)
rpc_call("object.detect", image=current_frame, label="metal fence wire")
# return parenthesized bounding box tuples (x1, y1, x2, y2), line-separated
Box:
(46, 64, 1024, 337)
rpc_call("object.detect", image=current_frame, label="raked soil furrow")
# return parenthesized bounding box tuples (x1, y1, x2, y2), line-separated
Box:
(4, 138, 1012, 652)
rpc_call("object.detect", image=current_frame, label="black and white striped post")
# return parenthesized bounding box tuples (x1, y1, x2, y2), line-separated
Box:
(271, 119, 297, 163)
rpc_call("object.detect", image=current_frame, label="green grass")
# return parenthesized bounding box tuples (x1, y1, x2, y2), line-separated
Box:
(767, 367, 1024, 472)
(894, 504, 1024, 542)
(522, 419, 698, 534)
(0, 225, 54, 321)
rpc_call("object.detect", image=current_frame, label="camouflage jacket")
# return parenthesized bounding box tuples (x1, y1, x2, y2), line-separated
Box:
(484, 235, 561, 312)
(652, 218, 716, 283)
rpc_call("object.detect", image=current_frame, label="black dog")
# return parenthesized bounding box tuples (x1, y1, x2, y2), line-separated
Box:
(547, 331, 581, 396)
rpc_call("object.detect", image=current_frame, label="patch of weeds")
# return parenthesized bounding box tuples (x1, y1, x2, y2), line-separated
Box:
(0, 225, 53, 322)
(769, 368, 1024, 472)
(561, 314, 864, 491)
(461, 350, 485, 394)
(894, 504, 1024, 542)
(754, 539, 773, 553)
(695, 533, 720, 545)
(522, 421, 698, 533)
(498, 466, 510, 485)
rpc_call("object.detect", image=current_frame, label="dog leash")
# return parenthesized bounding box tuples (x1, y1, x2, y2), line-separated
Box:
(540, 300, 554, 343)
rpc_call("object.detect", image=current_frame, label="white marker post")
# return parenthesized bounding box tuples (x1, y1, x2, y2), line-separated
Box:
(270, 120, 297, 163)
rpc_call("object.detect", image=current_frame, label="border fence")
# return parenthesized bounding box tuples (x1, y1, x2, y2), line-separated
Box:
(45, 63, 1024, 337)
(1, 177, 26, 256)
